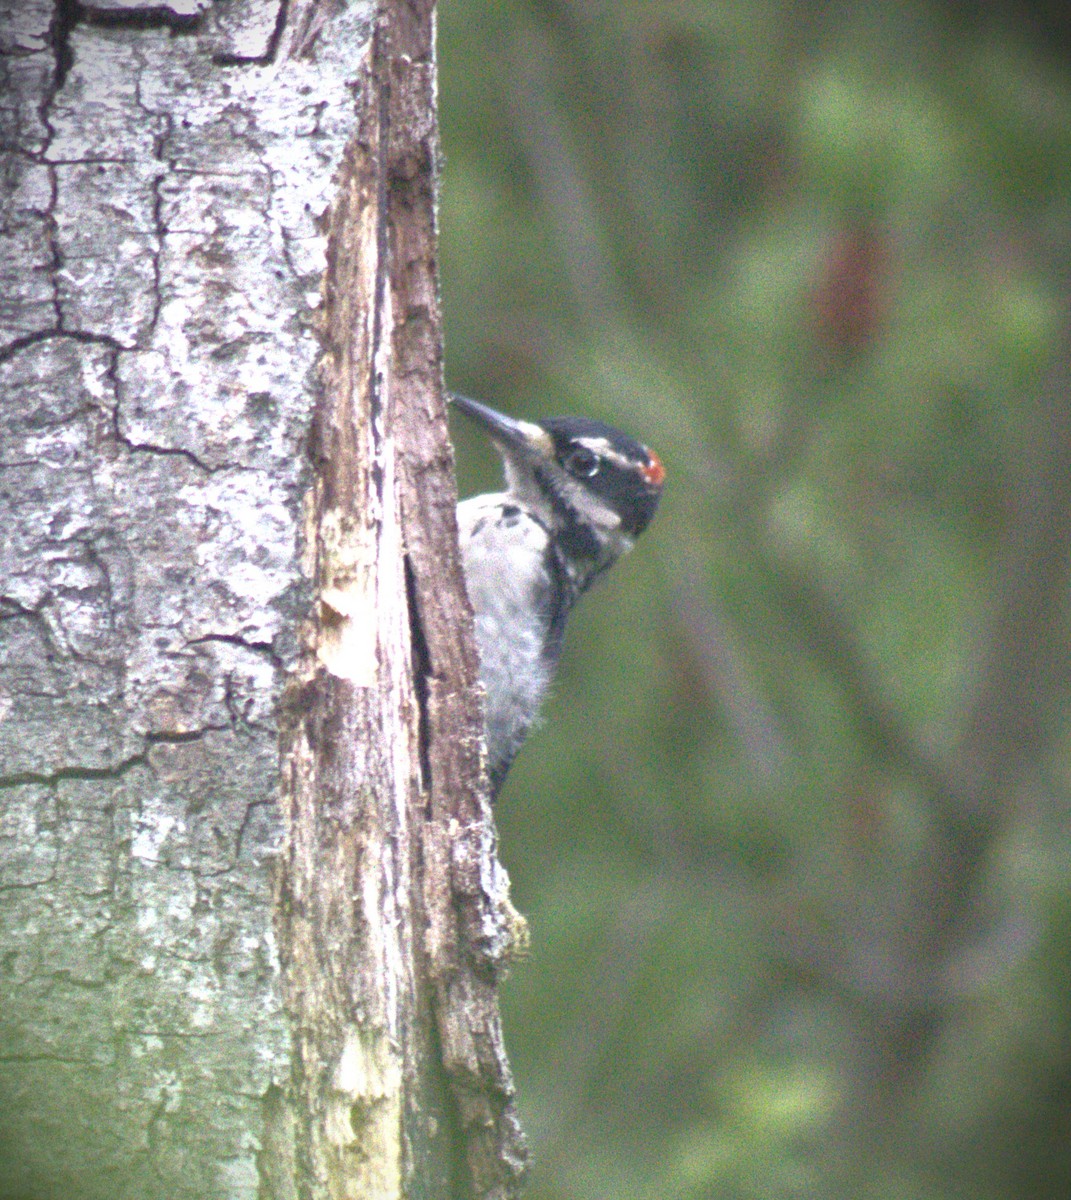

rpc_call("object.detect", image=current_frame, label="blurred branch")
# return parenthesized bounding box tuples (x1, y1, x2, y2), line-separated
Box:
(673, 577, 789, 778)
(508, 18, 618, 323)
(957, 342, 1071, 806)
(761, 308, 1071, 1181)
(536, 880, 668, 1167)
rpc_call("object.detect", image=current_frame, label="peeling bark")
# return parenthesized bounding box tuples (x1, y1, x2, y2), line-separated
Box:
(0, 1, 525, 1197)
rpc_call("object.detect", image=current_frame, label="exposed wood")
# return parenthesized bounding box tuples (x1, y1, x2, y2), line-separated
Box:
(277, 5, 527, 1195)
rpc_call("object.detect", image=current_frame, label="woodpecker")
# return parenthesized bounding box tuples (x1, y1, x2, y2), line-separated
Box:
(452, 394, 665, 796)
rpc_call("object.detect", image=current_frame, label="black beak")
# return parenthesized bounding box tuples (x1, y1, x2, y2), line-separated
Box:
(450, 394, 552, 458)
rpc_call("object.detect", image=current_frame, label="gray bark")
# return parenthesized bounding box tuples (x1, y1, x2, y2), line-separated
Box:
(0, 2, 526, 1197)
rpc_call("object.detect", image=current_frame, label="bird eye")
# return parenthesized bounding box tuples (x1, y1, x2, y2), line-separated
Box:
(565, 446, 600, 477)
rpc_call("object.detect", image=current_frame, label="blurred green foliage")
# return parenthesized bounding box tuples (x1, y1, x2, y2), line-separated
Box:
(439, 3, 1071, 1197)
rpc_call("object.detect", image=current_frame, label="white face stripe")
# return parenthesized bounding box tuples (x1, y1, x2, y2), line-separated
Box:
(559, 473, 621, 532)
(570, 436, 637, 470)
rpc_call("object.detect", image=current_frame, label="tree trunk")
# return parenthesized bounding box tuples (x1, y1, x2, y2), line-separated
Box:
(0, 2, 526, 1197)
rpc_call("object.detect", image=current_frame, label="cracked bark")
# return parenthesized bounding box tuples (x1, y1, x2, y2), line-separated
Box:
(1, 2, 526, 1198)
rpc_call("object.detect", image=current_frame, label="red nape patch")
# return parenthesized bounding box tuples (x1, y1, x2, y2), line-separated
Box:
(641, 449, 665, 488)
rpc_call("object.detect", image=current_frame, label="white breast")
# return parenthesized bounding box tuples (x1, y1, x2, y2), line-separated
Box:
(458, 493, 557, 788)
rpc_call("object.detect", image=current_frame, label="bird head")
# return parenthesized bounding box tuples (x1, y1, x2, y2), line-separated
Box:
(451, 393, 664, 586)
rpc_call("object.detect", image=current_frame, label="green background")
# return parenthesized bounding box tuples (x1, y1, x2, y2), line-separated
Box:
(439, 3, 1071, 1197)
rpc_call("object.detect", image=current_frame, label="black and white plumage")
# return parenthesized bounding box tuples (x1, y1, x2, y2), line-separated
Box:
(452, 394, 664, 796)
